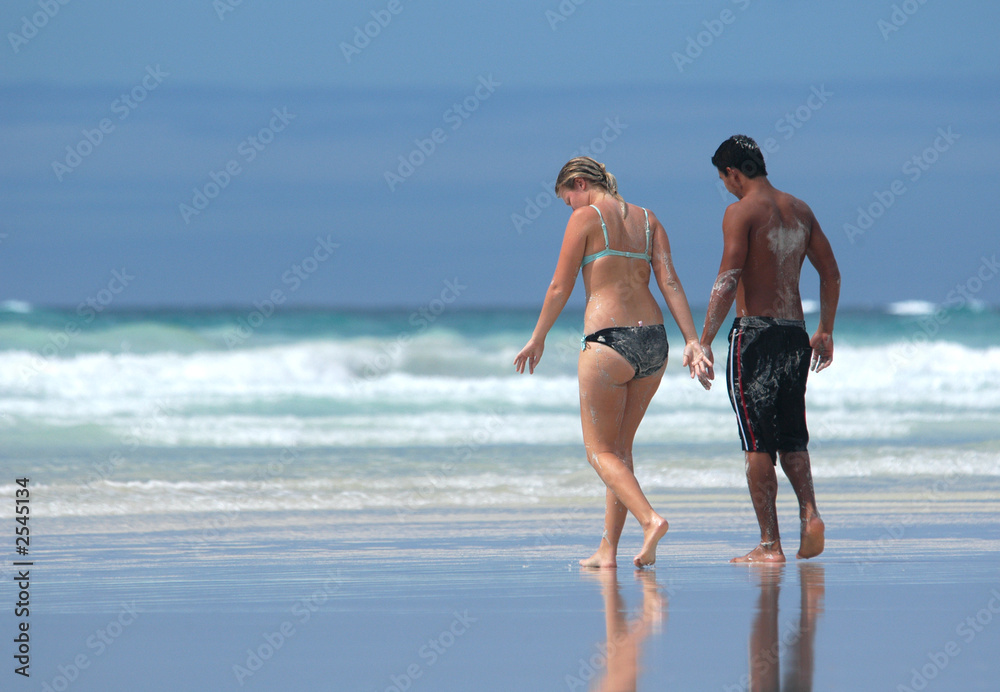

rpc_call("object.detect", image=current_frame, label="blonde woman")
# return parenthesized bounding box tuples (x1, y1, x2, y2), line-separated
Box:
(515, 157, 708, 568)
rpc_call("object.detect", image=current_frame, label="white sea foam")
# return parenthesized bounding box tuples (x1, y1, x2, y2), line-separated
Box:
(2, 443, 996, 518)
(2, 310, 997, 520)
(2, 339, 999, 448)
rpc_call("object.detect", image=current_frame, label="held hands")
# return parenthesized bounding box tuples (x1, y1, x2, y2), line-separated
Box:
(514, 337, 544, 374)
(810, 331, 834, 372)
(683, 339, 713, 389)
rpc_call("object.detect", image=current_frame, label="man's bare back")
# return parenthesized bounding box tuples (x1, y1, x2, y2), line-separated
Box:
(703, 165, 838, 364)
(730, 189, 816, 321)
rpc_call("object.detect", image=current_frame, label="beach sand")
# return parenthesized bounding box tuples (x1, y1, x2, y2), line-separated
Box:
(11, 477, 1000, 691)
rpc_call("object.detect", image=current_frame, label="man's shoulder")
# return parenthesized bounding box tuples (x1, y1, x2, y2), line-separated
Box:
(725, 193, 770, 224)
(771, 187, 813, 214)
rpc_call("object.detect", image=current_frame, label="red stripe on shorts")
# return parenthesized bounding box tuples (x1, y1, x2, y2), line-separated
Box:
(735, 330, 757, 450)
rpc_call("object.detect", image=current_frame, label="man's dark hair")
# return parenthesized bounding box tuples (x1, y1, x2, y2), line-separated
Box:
(712, 135, 767, 178)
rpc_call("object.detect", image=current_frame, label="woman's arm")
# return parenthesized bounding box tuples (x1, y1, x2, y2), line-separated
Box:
(513, 208, 590, 374)
(648, 212, 709, 382)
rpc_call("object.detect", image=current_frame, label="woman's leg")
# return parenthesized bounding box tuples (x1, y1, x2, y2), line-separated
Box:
(580, 361, 665, 567)
(578, 345, 668, 567)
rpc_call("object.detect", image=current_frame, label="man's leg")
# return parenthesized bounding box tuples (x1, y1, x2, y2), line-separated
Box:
(732, 451, 785, 563)
(778, 450, 825, 558)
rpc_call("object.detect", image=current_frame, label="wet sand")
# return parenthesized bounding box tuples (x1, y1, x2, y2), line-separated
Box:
(11, 477, 1000, 691)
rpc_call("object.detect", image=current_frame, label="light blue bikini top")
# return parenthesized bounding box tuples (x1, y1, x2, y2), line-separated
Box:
(580, 205, 652, 266)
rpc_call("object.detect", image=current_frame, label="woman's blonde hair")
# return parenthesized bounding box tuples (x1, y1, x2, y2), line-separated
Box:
(554, 156, 627, 217)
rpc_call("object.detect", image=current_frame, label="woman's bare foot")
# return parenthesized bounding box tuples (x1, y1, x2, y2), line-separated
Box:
(633, 515, 668, 568)
(636, 570, 665, 631)
(580, 545, 617, 569)
(796, 516, 825, 559)
(731, 541, 786, 563)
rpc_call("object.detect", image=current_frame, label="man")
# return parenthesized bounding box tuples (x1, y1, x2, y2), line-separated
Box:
(700, 135, 840, 563)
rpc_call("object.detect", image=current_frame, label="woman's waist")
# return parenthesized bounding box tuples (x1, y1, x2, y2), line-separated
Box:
(583, 300, 663, 332)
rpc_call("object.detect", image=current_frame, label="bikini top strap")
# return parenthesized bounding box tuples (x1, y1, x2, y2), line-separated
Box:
(589, 204, 610, 249)
(642, 208, 651, 254)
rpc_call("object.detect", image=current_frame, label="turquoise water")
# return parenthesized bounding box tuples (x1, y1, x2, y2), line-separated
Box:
(1, 304, 998, 518)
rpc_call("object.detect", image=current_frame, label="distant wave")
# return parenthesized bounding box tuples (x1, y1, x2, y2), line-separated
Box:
(0, 300, 32, 314)
(886, 300, 937, 316)
(1, 307, 998, 359)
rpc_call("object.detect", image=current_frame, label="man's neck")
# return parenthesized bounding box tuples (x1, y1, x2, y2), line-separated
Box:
(736, 175, 772, 199)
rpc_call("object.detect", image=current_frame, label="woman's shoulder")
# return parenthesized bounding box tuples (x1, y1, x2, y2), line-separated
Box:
(629, 203, 661, 228)
(568, 203, 602, 225)
(564, 203, 602, 240)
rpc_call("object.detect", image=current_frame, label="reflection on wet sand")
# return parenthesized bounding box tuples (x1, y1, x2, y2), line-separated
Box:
(577, 569, 665, 692)
(743, 563, 825, 692)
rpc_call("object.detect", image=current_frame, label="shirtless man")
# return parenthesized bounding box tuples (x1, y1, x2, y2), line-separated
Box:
(699, 135, 840, 563)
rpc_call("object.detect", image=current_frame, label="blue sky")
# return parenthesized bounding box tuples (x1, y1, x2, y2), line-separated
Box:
(2, 0, 998, 308)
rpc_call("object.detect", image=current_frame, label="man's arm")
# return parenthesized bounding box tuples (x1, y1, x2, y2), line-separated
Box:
(696, 203, 750, 386)
(804, 215, 840, 372)
(700, 203, 750, 348)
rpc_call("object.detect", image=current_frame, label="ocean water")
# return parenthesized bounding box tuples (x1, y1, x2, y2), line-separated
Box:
(1, 303, 998, 519)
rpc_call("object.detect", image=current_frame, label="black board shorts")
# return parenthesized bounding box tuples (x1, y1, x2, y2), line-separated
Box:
(726, 317, 811, 463)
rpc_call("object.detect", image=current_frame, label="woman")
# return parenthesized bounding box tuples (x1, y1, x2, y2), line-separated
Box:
(514, 157, 708, 568)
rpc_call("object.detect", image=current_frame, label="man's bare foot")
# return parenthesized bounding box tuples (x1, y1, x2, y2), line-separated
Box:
(731, 541, 786, 563)
(796, 516, 825, 559)
(798, 562, 825, 616)
(633, 515, 668, 568)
